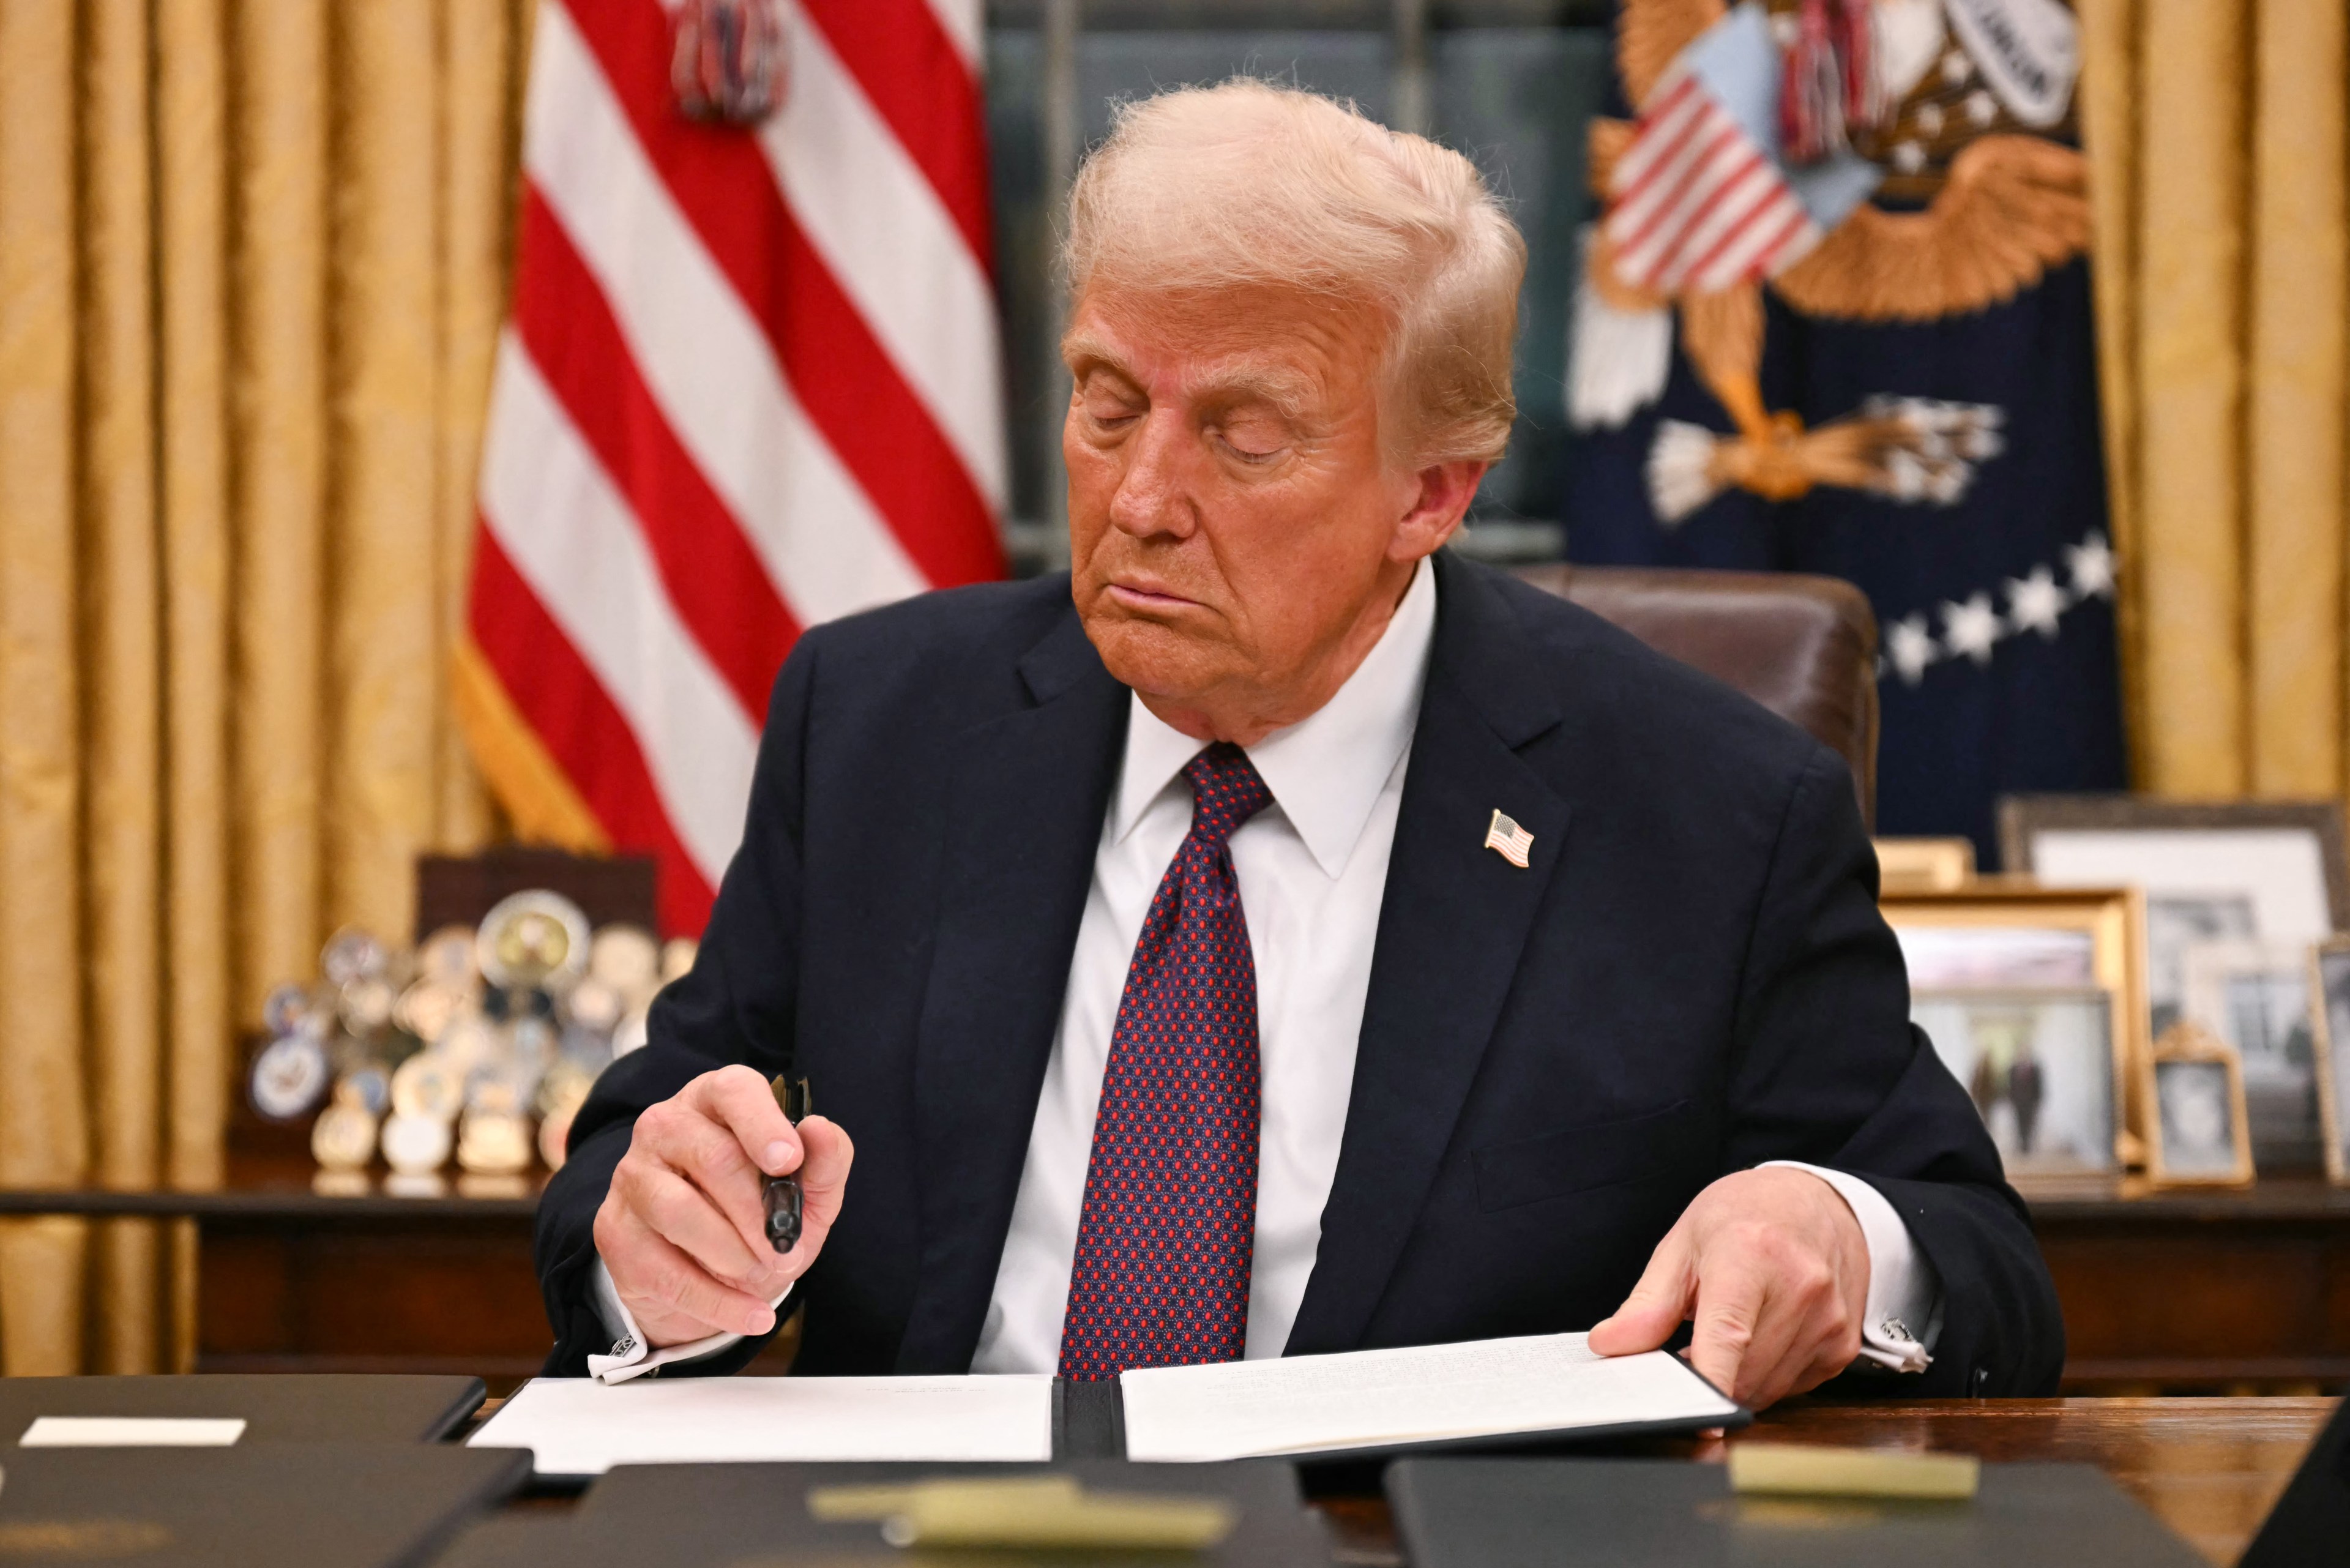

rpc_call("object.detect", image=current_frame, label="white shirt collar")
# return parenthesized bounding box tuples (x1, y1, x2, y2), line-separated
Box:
(1111, 555, 1437, 879)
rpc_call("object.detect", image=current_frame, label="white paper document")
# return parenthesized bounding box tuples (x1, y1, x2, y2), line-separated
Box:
(1118, 1332, 1739, 1462)
(468, 1374, 1054, 1476)
(20, 1417, 246, 1447)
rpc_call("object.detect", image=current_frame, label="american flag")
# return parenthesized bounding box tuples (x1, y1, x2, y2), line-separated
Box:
(1603, 67, 1819, 296)
(1483, 810, 1535, 869)
(457, 0, 1005, 935)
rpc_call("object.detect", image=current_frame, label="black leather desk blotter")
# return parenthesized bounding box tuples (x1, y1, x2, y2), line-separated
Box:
(0, 1373, 486, 1444)
(0, 1443, 528, 1568)
(534, 1458, 1330, 1568)
(425, 1514, 586, 1568)
(1387, 1455, 2206, 1568)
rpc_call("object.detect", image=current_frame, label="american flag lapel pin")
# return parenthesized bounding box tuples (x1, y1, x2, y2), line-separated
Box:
(1483, 808, 1534, 868)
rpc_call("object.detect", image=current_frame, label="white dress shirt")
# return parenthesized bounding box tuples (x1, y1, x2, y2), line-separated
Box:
(589, 556, 1938, 1382)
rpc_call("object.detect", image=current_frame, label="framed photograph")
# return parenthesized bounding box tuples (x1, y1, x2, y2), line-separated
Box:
(1874, 837, 1977, 894)
(1999, 796, 2349, 1039)
(2308, 940, 2350, 1184)
(1883, 887, 2147, 1177)
(2180, 939, 2321, 1168)
(1909, 990, 2116, 1175)
(2144, 1023, 2255, 1187)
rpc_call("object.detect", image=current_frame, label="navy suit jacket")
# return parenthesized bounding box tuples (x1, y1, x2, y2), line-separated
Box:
(535, 551, 2064, 1395)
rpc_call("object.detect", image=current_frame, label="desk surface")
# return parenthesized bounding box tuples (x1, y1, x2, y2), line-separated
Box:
(472, 1395, 2332, 1567)
(1304, 1398, 2334, 1568)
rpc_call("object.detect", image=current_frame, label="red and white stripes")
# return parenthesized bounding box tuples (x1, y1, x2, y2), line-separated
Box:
(1604, 72, 1819, 296)
(463, 0, 1005, 935)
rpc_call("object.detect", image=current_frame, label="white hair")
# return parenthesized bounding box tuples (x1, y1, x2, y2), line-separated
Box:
(1064, 79, 1526, 466)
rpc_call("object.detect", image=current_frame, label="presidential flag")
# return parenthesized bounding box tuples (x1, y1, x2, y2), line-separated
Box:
(457, 0, 1005, 935)
(1567, 0, 2122, 861)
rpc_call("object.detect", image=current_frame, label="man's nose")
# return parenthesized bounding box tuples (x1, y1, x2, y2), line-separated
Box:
(1106, 411, 1196, 539)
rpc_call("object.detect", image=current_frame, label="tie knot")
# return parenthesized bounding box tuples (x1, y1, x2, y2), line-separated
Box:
(1182, 743, 1272, 847)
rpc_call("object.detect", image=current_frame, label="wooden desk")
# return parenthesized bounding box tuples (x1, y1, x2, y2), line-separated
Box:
(471, 1395, 2332, 1567)
(1307, 1398, 2335, 1568)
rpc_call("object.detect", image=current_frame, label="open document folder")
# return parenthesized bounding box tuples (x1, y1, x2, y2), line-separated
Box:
(470, 1333, 1740, 1477)
(469, 1376, 1058, 1479)
(1118, 1332, 1742, 1462)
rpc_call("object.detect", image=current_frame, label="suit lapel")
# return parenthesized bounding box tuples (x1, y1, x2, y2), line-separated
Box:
(897, 607, 1127, 1372)
(1285, 554, 1570, 1356)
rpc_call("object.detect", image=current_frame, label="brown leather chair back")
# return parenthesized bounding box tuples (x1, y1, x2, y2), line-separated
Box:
(1513, 564, 1879, 826)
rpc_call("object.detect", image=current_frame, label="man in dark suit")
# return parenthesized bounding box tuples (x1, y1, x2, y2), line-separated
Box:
(535, 80, 2063, 1405)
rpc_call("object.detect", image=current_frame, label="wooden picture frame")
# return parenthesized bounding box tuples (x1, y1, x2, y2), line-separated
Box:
(1998, 798, 2350, 931)
(2310, 939, 2350, 1185)
(1874, 836, 1976, 892)
(1999, 797, 2349, 1061)
(1882, 886, 2148, 1174)
(2144, 1022, 2256, 1187)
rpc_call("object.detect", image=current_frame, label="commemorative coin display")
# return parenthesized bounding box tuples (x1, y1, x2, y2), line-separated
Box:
(380, 1111, 453, 1176)
(259, 887, 643, 1181)
(390, 1053, 463, 1123)
(311, 1086, 379, 1173)
(321, 926, 390, 990)
(590, 925, 662, 1004)
(478, 890, 591, 993)
(250, 1032, 332, 1122)
(458, 1110, 533, 1176)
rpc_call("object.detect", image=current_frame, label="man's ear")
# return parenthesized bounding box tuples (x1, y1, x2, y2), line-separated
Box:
(1390, 459, 1490, 562)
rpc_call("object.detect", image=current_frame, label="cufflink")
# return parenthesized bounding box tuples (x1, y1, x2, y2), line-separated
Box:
(611, 1334, 637, 1357)
(1878, 1318, 1912, 1342)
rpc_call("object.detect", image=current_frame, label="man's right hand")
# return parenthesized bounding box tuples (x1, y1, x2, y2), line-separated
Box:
(592, 1065, 855, 1349)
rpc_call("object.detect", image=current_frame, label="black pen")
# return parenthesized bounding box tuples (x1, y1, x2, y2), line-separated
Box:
(764, 1075, 811, 1252)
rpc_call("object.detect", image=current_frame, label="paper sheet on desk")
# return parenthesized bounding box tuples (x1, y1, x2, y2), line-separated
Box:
(468, 1375, 1054, 1476)
(1119, 1332, 1739, 1462)
(20, 1417, 246, 1447)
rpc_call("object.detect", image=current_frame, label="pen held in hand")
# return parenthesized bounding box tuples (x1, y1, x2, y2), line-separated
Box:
(764, 1075, 811, 1253)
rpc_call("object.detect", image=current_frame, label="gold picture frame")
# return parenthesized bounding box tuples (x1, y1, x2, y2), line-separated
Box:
(2309, 939, 2350, 1185)
(2143, 1022, 2255, 1188)
(1882, 886, 2149, 1174)
(1874, 837, 1977, 893)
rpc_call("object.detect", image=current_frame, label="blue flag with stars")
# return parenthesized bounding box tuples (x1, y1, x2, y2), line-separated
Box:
(1564, 1, 2126, 864)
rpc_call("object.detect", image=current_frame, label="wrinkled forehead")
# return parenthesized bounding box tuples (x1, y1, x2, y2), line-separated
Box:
(1063, 282, 1393, 414)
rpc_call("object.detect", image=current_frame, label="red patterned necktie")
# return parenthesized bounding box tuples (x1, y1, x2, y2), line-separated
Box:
(1058, 742, 1273, 1379)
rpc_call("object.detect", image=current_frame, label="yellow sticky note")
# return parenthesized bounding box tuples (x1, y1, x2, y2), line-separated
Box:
(884, 1488, 1235, 1551)
(811, 1476, 1233, 1551)
(807, 1476, 1080, 1522)
(1728, 1443, 1980, 1500)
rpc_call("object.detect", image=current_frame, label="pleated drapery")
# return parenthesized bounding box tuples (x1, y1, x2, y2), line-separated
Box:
(2082, 0, 2350, 796)
(0, 0, 528, 1374)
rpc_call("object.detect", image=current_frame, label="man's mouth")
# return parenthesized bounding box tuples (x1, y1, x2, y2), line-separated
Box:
(1105, 580, 1201, 613)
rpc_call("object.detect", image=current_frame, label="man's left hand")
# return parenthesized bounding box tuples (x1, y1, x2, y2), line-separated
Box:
(1587, 1167, 1868, 1410)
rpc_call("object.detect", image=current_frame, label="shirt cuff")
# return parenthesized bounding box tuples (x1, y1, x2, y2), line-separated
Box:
(584, 1256, 788, 1384)
(1763, 1160, 1941, 1375)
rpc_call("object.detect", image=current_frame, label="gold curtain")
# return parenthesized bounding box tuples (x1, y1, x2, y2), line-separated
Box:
(2083, 0, 2350, 796)
(0, 0, 530, 1374)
